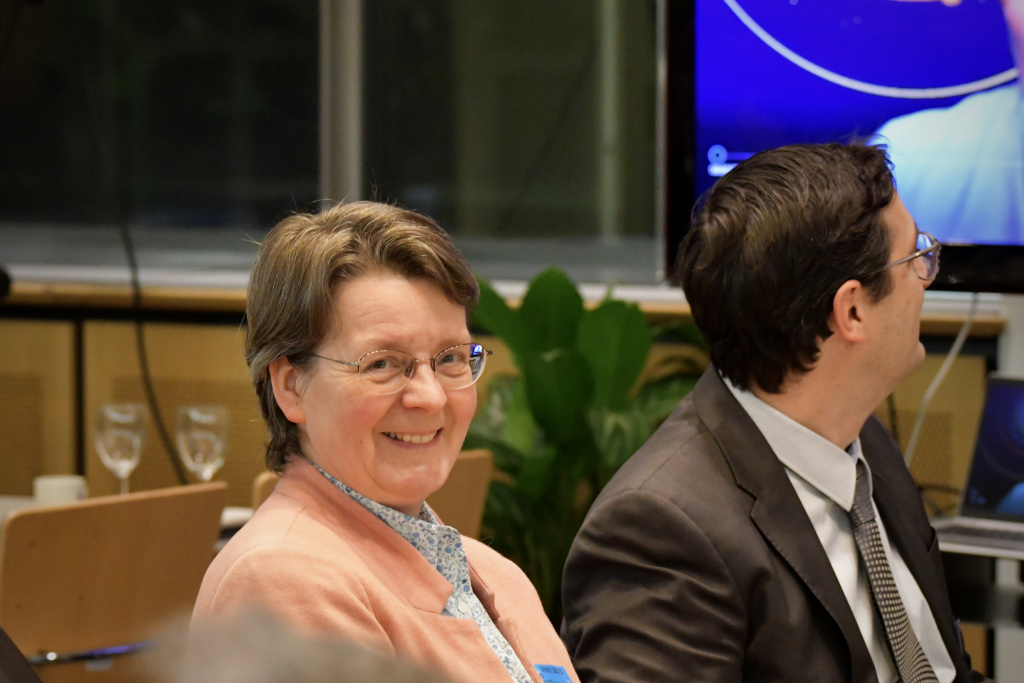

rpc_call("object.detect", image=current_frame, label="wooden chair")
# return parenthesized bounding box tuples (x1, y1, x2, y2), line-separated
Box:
(252, 470, 279, 509)
(427, 448, 493, 539)
(0, 482, 228, 683)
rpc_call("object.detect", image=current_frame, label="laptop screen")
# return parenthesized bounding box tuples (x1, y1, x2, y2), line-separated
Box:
(960, 376, 1024, 521)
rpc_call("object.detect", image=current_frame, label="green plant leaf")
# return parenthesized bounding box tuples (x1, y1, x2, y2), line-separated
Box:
(515, 447, 560, 500)
(472, 276, 532, 357)
(634, 373, 701, 417)
(589, 407, 653, 485)
(521, 347, 593, 446)
(481, 479, 529, 551)
(650, 319, 708, 352)
(465, 374, 514, 441)
(518, 267, 584, 353)
(499, 378, 537, 455)
(469, 264, 706, 626)
(578, 299, 652, 410)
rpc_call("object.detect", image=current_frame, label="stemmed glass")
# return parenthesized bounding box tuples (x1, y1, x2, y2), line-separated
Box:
(95, 403, 147, 494)
(176, 405, 229, 482)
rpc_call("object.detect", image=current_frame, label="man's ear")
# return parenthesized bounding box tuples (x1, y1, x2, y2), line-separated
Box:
(269, 357, 306, 425)
(830, 279, 868, 343)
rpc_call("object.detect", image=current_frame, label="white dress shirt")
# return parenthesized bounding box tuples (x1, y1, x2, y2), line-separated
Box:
(725, 380, 956, 683)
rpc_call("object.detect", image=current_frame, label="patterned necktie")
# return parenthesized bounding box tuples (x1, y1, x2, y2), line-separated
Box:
(849, 459, 938, 683)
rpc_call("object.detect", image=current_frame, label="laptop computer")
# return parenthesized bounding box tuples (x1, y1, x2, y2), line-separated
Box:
(930, 375, 1024, 560)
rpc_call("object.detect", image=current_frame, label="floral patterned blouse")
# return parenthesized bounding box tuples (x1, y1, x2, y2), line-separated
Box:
(306, 458, 532, 683)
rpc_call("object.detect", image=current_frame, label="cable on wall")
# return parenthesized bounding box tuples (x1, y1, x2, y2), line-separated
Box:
(75, 12, 189, 485)
(903, 292, 981, 469)
(118, 224, 190, 486)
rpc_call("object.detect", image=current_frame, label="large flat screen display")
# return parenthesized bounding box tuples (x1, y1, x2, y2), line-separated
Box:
(666, 0, 1024, 293)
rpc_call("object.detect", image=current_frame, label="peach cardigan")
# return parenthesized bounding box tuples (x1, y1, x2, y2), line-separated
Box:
(192, 459, 578, 683)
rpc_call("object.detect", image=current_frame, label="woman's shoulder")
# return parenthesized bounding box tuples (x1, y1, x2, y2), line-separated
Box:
(460, 534, 513, 566)
(227, 491, 343, 551)
(193, 507, 384, 630)
(460, 536, 537, 594)
(201, 511, 362, 597)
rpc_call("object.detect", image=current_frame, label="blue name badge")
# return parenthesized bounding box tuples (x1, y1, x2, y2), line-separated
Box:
(535, 664, 572, 683)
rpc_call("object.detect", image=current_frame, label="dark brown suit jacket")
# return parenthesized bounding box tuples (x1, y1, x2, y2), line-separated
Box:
(0, 625, 40, 683)
(561, 369, 982, 682)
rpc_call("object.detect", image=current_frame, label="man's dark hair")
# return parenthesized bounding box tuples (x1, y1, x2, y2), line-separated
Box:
(678, 142, 896, 393)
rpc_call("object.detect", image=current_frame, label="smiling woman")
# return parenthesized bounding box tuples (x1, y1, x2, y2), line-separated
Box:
(272, 275, 479, 517)
(190, 201, 579, 683)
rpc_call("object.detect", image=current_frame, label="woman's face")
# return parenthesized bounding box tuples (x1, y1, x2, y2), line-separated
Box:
(274, 275, 477, 516)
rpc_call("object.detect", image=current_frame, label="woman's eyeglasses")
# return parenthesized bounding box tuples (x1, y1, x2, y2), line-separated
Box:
(310, 343, 492, 395)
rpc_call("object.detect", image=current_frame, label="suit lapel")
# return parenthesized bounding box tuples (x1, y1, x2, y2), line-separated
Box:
(693, 370, 877, 683)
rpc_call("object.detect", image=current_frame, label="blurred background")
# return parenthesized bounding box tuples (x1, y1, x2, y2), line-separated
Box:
(0, 0, 662, 288)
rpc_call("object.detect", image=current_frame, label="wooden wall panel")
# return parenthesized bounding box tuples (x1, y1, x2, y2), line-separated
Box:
(874, 354, 988, 517)
(0, 320, 75, 495)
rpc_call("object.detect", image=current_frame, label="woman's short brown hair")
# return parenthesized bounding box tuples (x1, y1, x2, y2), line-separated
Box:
(246, 201, 479, 472)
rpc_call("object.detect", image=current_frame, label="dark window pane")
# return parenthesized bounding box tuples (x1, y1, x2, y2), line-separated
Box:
(0, 0, 319, 229)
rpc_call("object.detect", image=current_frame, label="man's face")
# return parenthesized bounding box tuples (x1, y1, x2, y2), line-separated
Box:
(863, 193, 931, 393)
(1003, 0, 1024, 42)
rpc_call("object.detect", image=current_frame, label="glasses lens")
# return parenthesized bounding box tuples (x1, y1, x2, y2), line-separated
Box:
(466, 344, 487, 381)
(434, 343, 487, 390)
(920, 233, 940, 280)
(358, 350, 413, 387)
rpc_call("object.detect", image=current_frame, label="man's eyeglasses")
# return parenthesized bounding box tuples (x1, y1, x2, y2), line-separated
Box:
(882, 231, 941, 282)
(309, 343, 492, 396)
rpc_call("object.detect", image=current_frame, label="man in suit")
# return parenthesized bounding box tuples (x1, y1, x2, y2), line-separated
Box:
(561, 143, 986, 682)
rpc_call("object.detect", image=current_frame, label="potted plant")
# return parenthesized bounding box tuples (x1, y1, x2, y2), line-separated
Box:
(466, 266, 705, 624)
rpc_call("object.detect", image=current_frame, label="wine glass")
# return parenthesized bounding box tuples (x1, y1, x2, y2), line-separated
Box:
(95, 403, 147, 494)
(176, 405, 229, 482)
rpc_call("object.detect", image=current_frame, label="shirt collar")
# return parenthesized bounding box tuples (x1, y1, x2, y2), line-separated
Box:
(302, 457, 452, 563)
(724, 377, 860, 510)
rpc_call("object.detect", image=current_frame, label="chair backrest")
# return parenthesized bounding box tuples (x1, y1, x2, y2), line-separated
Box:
(426, 449, 493, 539)
(252, 471, 279, 509)
(0, 482, 227, 677)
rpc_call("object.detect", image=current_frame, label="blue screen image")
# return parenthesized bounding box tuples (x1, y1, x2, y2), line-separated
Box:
(696, 0, 1019, 246)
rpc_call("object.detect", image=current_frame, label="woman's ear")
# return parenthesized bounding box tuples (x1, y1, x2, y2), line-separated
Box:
(269, 357, 306, 424)
(830, 279, 868, 344)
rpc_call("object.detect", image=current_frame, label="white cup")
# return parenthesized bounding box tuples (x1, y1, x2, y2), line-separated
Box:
(33, 475, 89, 506)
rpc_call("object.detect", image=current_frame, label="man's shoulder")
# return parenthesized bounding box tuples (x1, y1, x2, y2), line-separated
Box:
(590, 391, 751, 525)
(858, 415, 904, 465)
(605, 394, 708, 478)
(859, 415, 922, 498)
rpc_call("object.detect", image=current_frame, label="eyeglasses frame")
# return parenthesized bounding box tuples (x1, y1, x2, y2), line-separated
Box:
(881, 230, 941, 281)
(308, 342, 493, 393)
